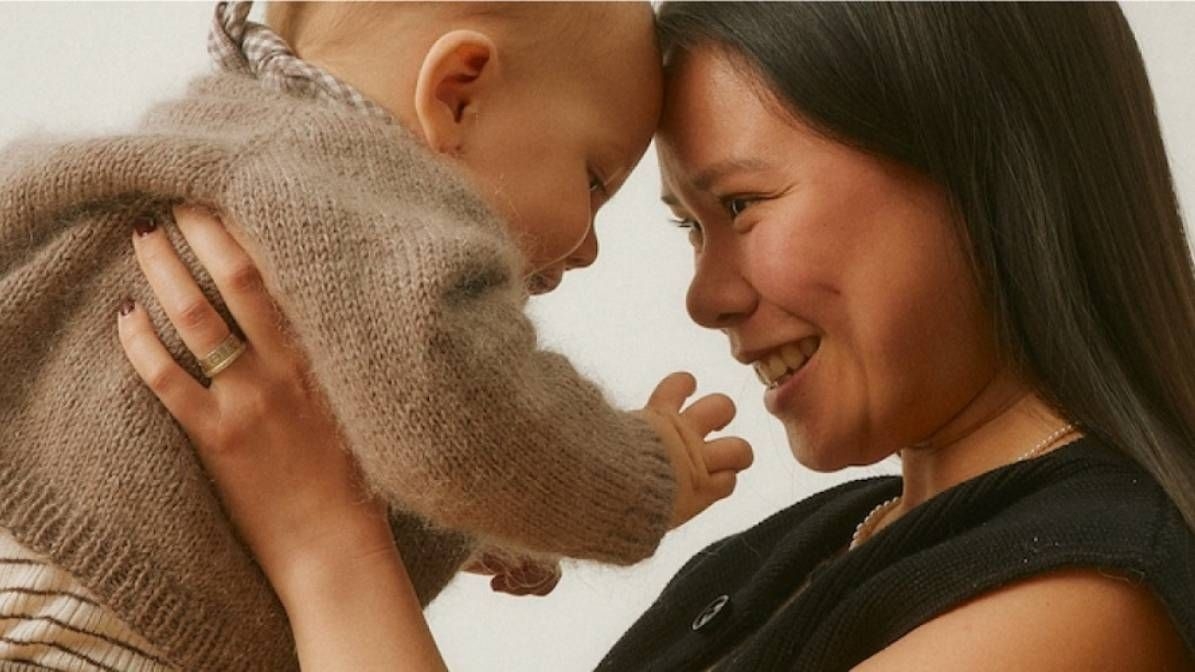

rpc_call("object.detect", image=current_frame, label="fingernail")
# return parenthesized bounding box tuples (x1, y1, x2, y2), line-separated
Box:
(133, 215, 157, 237)
(118, 298, 135, 317)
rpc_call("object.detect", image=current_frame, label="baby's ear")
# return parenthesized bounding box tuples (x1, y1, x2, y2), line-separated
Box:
(414, 30, 499, 155)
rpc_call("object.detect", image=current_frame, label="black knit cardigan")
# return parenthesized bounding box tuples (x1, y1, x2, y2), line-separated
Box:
(598, 436, 1195, 671)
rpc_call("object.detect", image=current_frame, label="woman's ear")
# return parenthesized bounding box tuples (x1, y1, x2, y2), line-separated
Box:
(414, 30, 499, 156)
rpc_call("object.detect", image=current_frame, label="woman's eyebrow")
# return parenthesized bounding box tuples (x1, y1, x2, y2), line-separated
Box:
(660, 157, 774, 206)
(691, 157, 772, 192)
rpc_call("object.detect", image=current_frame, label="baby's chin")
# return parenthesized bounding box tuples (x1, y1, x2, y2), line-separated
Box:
(525, 271, 561, 295)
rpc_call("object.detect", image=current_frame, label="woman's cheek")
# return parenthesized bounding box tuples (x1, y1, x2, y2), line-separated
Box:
(748, 227, 839, 312)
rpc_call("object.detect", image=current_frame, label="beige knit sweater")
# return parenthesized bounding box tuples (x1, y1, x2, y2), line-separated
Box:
(0, 72, 675, 671)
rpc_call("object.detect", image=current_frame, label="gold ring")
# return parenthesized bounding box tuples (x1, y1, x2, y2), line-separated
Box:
(199, 332, 247, 378)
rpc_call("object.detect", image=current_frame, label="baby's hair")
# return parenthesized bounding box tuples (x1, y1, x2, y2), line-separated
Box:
(265, 2, 625, 72)
(270, 2, 602, 51)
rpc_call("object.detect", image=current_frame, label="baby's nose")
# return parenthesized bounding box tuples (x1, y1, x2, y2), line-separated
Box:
(565, 223, 599, 270)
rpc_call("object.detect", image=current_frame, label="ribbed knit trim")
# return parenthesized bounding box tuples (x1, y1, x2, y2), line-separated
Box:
(0, 528, 176, 671)
(0, 464, 276, 671)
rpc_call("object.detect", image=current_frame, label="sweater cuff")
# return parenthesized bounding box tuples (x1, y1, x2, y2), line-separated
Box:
(578, 413, 676, 565)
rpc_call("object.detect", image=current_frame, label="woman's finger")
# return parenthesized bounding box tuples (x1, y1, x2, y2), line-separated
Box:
(131, 214, 235, 362)
(171, 204, 290, 355)
(680, 393, 736, 436)
(117, 299, 214, 430)
(702, 436, 755, 474)
(646, 371, 697, 412)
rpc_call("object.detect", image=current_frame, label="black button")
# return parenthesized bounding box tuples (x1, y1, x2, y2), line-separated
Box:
(692, 594, 731, 632)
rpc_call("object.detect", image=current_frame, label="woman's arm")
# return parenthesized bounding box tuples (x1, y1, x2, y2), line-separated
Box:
(276, 534, 447, 672)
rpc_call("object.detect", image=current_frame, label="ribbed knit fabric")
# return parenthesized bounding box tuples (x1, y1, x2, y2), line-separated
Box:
(598, 435, 1195, 671)
(0, 529, 175, 672)
(0, 71, 675, 671)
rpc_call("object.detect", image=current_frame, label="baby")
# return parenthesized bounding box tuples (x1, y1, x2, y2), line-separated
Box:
(0, 2, 751, 669)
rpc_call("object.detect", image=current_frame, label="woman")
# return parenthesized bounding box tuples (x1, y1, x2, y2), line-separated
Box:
(116, 2, 1195, 670)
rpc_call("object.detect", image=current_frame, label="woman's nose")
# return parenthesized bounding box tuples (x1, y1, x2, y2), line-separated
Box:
(565, 220, 599, 270)
(686, 252, 757, 329)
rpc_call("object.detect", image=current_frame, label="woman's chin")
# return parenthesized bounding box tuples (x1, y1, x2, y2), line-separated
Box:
(787, 428, 887, 473)
(788, 437, 852, 473)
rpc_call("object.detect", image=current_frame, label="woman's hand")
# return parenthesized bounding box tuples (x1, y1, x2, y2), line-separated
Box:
(117, 204, 446, 670)
(118, 203, 390, 588)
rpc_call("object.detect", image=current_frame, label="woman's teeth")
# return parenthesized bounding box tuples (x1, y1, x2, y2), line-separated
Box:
(754, 337, 820, 388)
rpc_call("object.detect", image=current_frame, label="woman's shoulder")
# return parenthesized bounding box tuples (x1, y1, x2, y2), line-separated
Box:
(600, 436, 1195, 670)
(854, 564, 1195, 671)
(662, 433, 1189, 599)
(845, 435, 1195, 670)
(973, 435, 1190, 566)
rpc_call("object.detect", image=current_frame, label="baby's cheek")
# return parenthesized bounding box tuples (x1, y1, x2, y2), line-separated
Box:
(541, 201, 592, 263)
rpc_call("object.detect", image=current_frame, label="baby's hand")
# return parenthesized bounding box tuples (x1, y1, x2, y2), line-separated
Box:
(636, 372, 754, 529)
(463, 548, 562, 597)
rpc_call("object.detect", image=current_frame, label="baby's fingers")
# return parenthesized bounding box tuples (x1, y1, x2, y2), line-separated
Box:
(680, 393, 736, 436)
(491, 562, 561, 597)
(702, 436, 754, 474)
(646, 371, 697, 412)
(705, 470, 740, 503)
(117, 300, 214, 431)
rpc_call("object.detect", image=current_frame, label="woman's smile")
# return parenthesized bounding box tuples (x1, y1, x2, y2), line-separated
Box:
(762, 336, 821, 417)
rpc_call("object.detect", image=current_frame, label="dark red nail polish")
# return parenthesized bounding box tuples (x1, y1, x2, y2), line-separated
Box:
(133, 216, 157, 237)
(118, 299, 135, 316)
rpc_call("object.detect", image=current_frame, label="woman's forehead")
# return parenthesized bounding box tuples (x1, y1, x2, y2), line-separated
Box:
(659, 47, 795, 155)
(657, 54, 816, 201)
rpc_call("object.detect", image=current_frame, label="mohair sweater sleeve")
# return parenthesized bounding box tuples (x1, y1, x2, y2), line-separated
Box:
(166, 74, 676, 563)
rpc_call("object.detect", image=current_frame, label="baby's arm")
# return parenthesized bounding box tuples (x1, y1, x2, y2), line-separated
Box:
(276, 217, 735, 562)
(214, 171, 750, 563)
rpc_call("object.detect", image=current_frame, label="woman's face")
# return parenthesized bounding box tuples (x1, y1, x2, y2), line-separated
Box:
(658, 47, 1002, 470)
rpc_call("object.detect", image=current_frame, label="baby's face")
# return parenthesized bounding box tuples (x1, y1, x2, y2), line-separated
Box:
(291, 4, 660, 293)
(451, 11, 663, 293)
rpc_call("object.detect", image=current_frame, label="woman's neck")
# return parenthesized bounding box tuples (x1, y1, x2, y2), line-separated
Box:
(883, 373, 1080, 526)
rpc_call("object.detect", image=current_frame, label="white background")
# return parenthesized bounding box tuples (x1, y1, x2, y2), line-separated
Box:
(1, 3, 1191, 670)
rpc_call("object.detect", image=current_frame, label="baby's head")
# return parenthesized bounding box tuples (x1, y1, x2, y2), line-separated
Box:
(267, 2, 663, 293)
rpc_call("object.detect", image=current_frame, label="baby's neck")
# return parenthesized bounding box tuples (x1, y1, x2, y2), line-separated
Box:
(299, 40, 427, 140)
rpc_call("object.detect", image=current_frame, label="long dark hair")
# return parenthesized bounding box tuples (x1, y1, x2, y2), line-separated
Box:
(656, 2, 1195, 531)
